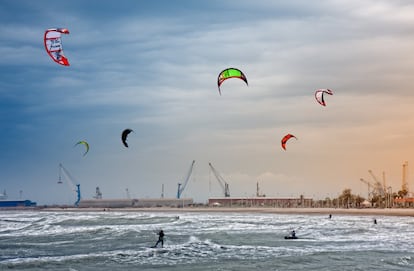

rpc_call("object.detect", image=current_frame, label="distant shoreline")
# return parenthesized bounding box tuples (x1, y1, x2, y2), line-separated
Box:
(3, 206, 413, 217)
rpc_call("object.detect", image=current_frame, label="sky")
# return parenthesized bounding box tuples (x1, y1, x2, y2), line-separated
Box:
(1, 0, 414, 205)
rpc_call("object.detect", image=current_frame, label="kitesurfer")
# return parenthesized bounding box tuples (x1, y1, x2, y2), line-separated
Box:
(284, 229, 297, 239)
(329, 214, 332, 219)
(373, 218, 377, 225)
(153, 230, 164, 248)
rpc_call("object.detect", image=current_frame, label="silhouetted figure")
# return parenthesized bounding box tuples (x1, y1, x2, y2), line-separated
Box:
(329, 214, 332, 219)
(153, 230, 164, 248)
(373, 218, 377, 225)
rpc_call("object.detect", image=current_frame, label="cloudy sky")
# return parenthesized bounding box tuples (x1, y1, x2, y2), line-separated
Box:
(1, 0, 414, 205)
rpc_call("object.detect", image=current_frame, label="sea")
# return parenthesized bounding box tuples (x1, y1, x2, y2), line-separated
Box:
(0, 210, 413, 271)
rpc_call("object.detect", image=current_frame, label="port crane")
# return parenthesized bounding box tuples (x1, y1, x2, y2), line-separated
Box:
(208, 162, 230, 197)
(359, 178, 373, 201)
(0, 189, 7, 200)
(94, 187, 102, 199)
(368, 170, 386, 197)
(177, 160, 195, 199)
(58, 163, 81, 206)
(256, 181, 265, 197)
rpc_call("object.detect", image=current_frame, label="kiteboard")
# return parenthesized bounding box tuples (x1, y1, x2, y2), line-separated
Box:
(284, 236, 298, 239)
(150, 245, 166, 249)
(148, 246, 168, 254)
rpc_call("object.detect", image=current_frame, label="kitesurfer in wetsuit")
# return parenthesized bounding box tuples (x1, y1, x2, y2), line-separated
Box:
(291, 230, 296, 238)
(153, 230, 164, 248)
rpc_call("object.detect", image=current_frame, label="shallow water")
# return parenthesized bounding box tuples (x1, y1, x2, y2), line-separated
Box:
(0, 210, 413, 270)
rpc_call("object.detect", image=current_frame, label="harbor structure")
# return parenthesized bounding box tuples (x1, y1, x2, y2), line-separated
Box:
(78, 198, 193, 208)
(209, 195, 312, 208)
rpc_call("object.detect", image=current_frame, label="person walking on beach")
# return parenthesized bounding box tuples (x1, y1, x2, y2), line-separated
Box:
(152, 230, 164, 248)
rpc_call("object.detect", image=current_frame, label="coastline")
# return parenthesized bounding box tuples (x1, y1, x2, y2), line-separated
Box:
(11, 206, 413, 217)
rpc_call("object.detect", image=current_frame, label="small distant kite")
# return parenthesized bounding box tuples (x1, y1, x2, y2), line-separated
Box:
(75, 140, 89, 156)
(315, 89, 333, 106)
(44, 28, 70, 66)
(217, 68, 248, 95)
(281, 134, 297, 150)
(121, 129, 133, 148)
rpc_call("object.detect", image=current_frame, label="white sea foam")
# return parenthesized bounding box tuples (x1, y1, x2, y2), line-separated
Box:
(0, 211, 413, 270)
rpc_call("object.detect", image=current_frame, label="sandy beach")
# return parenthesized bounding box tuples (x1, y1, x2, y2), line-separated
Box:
(32, 207, 414, 217)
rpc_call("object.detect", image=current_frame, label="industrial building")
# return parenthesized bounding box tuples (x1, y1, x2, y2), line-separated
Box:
(208, 164, 313, 208)
(58, 161, 196, 208)
(78, 198, 193, 208)
(0, 190, 37, 208)
(209, 195, 313, 208)
(394, 197, 414, 207)
(0, 200, 37, 208)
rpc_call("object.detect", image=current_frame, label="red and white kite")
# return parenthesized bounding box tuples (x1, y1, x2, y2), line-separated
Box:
(44, 28, 70, 66)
